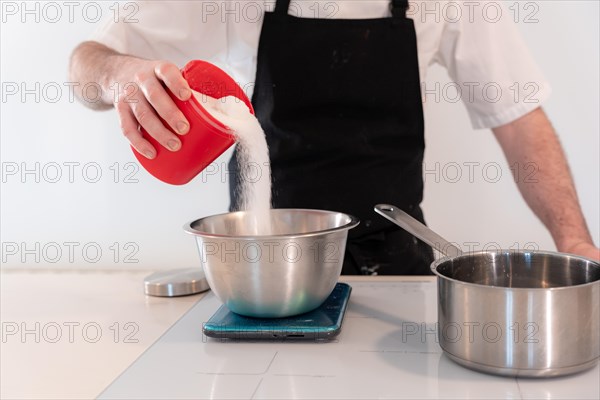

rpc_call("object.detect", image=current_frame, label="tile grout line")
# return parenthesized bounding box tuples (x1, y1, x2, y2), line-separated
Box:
(250, 377, 264, 400)
(516, 376, 524, 400)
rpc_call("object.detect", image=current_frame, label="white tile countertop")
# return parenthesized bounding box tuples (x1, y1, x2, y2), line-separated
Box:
(0, 269, 202, 400)
(1, 270, 598, 399)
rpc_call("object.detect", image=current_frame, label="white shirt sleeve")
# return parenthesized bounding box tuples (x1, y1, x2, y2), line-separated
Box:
(89, 1, 229, 70)
(432, 1, 551, 129)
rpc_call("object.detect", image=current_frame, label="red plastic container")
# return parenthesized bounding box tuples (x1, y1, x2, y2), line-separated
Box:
(132, 60, 254, 185)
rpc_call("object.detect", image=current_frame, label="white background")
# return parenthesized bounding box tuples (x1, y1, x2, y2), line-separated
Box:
(1, 0, 598, 269)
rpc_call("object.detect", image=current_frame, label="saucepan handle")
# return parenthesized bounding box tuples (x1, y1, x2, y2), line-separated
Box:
(374, 204, 463, 258)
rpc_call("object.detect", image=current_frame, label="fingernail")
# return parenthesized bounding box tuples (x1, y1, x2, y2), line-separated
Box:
(167, 139, 180, 151)
(176, 121, 189, 134)
(179, 88, 191, 100)
(144, 150, 156, 159)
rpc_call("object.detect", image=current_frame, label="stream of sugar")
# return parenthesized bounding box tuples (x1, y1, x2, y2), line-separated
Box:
(193, 92, 272, 235)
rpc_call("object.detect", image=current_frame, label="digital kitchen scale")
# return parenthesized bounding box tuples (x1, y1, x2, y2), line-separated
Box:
(203, 282, 352, 340)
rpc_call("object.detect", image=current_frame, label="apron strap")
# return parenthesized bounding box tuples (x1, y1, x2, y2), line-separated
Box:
(275, 0, 409, 18)
(391, 0, 409, 18)
(274, 0, 292, 16)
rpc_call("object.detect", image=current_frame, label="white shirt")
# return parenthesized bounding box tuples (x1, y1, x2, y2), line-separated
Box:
(91, 0, 550, 129)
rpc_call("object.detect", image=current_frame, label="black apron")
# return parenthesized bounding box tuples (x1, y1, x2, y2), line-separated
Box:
(230, 0, 434, 275)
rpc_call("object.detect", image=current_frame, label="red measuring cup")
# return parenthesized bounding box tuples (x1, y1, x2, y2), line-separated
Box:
(132, 60, 254, 185)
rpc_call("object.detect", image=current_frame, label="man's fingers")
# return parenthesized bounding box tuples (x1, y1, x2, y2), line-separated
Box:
(138, 73, 190, 135)
(112, 60, 192, 156)
(128, 94, 182, 153)
(116, 98, 156, 159)
(154, 61, 192, 101)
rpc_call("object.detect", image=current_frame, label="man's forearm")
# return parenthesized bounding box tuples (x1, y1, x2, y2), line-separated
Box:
(69, 41, 131, 109)
(492, 107, 594, 253)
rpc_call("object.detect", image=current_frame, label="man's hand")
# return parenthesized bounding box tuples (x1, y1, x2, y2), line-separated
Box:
(561, 242, 600, 262)
(69, 41, 192, 159)
(111, 57, 192, 159)
(492, 107, 599, 262)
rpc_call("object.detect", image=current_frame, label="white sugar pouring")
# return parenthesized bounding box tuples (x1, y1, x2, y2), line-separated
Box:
(193, 92, 272, 235)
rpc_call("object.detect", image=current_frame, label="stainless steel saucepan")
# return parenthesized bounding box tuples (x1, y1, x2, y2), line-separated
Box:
(375, 204, 600, 377)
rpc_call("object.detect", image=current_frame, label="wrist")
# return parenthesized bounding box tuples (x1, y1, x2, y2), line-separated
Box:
(99, 54, 133, 104)
(557, 240, 600, 262)
(549, 214, 594, 255)
(556, 238, 594, 254)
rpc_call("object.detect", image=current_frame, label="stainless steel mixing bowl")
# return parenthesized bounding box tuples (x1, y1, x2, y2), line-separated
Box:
(184, 209, 359, 317)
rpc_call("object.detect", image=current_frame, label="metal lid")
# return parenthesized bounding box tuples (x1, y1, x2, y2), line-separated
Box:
(144, 268, 210, 297)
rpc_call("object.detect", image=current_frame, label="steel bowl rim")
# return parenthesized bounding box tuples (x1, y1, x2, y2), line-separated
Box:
(183, 208, 360, 240)
(430, 249, 600, 291)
